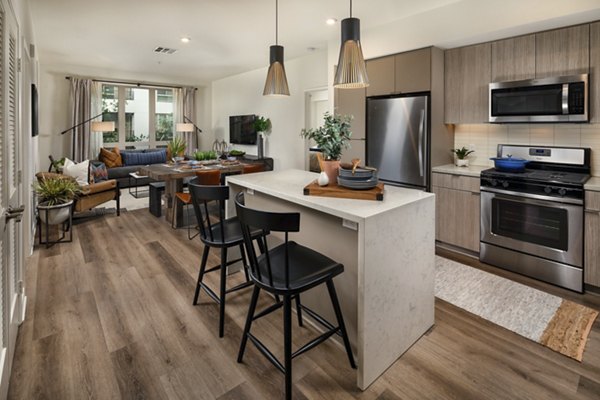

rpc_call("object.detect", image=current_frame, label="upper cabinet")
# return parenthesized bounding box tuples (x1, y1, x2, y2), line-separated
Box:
(395, 48, 431, 94)
(590, 22, 600, 123)
(444, 43, 491, 124)
(535, 24, 589, 78)
(366, 48, 432, 97)
(491, 34, 535, 82)
(366, 56, 395, 97)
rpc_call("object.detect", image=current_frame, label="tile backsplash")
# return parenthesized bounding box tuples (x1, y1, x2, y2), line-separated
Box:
(454, 124, 600, 176)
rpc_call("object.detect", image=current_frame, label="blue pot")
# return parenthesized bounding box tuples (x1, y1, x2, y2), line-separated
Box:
(490, 157, 530, 172)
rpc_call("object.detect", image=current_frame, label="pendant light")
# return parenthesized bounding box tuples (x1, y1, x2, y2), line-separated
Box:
(334, 0, 369, 88)
(263, 0, 290, 96)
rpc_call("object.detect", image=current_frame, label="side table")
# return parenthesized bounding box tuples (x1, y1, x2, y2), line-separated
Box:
(128, 172, 149, 198)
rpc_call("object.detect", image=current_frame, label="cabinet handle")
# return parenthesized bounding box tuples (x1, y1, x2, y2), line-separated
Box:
(585, 209, 600, 215)
(471, 192, 480, 196)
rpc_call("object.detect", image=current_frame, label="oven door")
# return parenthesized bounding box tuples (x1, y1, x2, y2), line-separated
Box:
(480, 190, 583, 267)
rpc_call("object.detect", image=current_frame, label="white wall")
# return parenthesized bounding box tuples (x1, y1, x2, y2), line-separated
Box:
(37, 62, 209, 171)
(211, 50, 328, 171)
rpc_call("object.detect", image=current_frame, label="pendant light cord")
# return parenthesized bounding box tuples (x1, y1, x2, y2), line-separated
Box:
(350, 0, 353, 17)
(275, 0, 279, 45)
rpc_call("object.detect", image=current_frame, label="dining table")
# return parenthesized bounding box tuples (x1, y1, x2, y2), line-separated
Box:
(138, 161, 247, 227)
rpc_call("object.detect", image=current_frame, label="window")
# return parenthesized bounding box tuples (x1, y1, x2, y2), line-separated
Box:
(100, 84, 176, 149)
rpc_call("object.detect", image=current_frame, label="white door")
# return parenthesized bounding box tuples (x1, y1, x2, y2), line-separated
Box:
(0, 1, 23, 397)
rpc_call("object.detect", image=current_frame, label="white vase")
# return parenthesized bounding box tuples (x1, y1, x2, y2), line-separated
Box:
(317, 171, 329, 186)
(455, 159, 469, 167)
(38, 200, 73, 225)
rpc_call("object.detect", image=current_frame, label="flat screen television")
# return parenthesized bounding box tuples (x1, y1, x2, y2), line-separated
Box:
(229, 115, 256, 145)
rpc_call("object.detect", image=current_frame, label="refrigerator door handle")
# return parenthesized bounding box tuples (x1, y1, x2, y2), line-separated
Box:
(418, 110, 425, 177)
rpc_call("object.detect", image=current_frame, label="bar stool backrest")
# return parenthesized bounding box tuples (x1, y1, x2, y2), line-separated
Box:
(235, 192, 300, 289)
(189, 181, 229, 244)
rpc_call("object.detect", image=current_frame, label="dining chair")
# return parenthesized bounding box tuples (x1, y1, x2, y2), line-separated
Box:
(171, 169, 221, 239)
(234, 192, 356, 400)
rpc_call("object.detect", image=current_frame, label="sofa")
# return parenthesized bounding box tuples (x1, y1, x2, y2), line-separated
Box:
(97, 148, 167, 188)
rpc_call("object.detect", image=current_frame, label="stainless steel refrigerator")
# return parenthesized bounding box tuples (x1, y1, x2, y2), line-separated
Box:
(367, 95, 429, 190)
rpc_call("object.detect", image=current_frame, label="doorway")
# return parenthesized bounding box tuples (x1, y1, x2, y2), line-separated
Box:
(304, 88, 328, 171)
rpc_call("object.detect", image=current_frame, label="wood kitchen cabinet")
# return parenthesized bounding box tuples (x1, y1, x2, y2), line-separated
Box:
(585, 191, 600, 287)
(366, 56, 395, 97)
(366, 48, 432, 97)
(535, 24, 590, 78)
(444, 43, 491, 124)
(491, 34, 535, 82)
(432, 173, 480, 252)
(590, 22, 600, 123)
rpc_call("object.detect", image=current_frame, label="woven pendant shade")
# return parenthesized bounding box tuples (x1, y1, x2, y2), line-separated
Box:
(263, 45, 290, 96)
(334, 14, 369, 88)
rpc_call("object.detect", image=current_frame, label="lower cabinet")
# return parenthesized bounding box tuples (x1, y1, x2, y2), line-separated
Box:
(432, 173, 480, 252)
(585, 191, 600, 287)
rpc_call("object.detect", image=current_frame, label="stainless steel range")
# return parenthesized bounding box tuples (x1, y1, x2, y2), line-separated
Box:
(480, 144, 591, 292)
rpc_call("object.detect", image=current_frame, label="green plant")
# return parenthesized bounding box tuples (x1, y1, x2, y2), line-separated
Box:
(451, 147, 475, 160)
(168, 136, 187, 157)
(253, 116, 271, 134)
(300, 112, 353, 161)
(229, 149, 246, 156)
(34, 177, 81, 206)
(193, 150, 218, 161)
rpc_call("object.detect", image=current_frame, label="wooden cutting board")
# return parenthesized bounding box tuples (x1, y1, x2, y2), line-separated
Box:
(303, 180, 384, 201)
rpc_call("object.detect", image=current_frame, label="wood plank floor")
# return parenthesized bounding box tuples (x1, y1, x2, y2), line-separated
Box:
(8, 209, 600, 399)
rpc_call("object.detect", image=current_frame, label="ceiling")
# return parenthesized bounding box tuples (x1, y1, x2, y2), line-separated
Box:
(28, 0, 461, 84)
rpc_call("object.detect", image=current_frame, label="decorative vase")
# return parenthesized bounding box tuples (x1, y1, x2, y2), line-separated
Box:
(455, 158, 469, 167)
(257, 132, 265, 159)
(38, 200, 73, 225)
(317, 171, 329, 186)
(322, 160, 340, 184)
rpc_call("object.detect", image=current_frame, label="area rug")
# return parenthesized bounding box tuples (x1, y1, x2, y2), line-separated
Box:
(435, 256, 598, 361)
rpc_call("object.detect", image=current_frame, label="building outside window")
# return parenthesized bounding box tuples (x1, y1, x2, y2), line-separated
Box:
(100, 84, 175, 149)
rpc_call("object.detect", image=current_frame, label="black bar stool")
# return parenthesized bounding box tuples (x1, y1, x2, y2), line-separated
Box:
(235, 193, 356, 400)
(189, 181, 264, 338)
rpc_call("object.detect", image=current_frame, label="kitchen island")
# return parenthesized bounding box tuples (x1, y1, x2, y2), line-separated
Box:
(226, 169, 435, 390)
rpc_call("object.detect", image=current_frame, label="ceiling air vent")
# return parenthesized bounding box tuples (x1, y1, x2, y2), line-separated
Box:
(154, 47, 177, 54)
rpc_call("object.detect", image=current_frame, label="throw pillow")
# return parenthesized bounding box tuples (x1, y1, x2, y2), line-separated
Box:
(121, 149, 167, 166)
(63, 158, 90, 187)
(99, 147, 122, 168)
(90, 162, 109, 183)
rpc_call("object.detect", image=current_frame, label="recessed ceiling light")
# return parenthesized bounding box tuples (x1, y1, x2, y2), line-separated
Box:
(181, 37, 191, 43)
(326, 18, 337, 25)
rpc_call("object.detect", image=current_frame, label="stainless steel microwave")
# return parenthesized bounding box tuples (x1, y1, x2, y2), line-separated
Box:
(489, 74, 588, 123)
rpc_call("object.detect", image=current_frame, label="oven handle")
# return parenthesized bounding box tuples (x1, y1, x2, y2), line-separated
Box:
(481, 187, 583, 205)
(562, 83, 569, 115)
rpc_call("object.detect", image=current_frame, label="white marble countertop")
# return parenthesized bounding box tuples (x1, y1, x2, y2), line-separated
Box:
(226, 169, 434, 223)
(585, 177, 600, 191)
(432, 164, 489, 177)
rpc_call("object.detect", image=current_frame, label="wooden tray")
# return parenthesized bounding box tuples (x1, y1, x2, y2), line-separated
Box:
(303, 180, 384, 201)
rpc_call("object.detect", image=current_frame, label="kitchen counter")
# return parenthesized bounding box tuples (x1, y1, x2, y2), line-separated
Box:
(226, 169, 435, 390)
(432, 163, 489, 177)
(585, 177, 600, 192)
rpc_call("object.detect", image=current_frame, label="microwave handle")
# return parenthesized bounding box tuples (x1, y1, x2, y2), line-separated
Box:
(562, 83, 569, 115)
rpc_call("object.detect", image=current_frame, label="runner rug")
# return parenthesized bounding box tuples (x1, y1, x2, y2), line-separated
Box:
(435, 256, 598, 361)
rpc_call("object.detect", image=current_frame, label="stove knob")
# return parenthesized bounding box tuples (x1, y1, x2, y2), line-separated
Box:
(502, 181, 509, 188)
(558, 188, 567, 196)
(491, 179, 498, 187)
(544, 186, 552, 194)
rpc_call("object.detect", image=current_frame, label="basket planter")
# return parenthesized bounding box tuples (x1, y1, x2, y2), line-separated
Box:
(37, 200, 73, 225)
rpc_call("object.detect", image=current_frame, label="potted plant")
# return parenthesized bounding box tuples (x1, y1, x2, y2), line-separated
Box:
(34, 177, 81, 225)
(168, 136, 187, 162)
(254, 116, 271, 158)
(451, 146, 474, 167)
(301, 112, 352, 184)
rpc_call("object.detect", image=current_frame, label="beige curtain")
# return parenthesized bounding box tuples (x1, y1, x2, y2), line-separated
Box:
(173, 87, 198, 153)
(69, 78, 93, 162)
